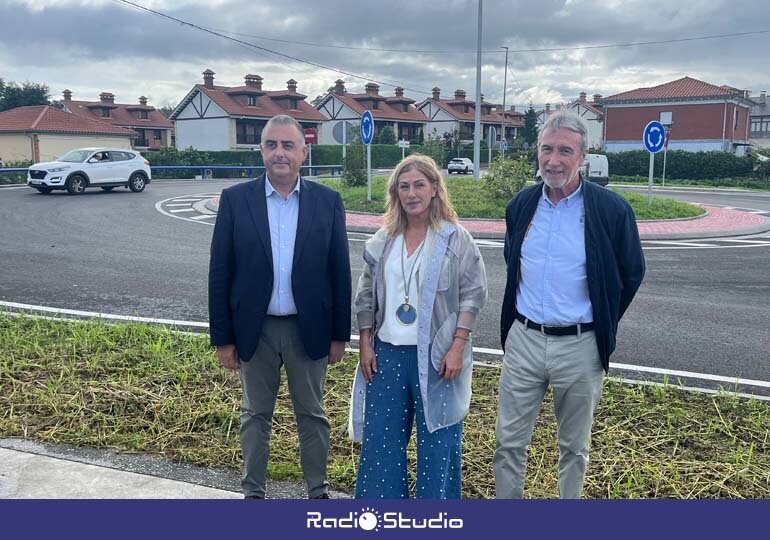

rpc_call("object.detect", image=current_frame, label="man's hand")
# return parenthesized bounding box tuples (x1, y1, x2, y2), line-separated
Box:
(328, 340, 346, 365)
(216, 344, 239, 370)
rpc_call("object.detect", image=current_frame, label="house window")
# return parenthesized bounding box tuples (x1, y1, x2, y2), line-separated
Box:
(135, 130, 148, 146)
(289, 98, 298, 109)
(402, 104, 409, 112)
(101, 108, 110, 118)
(248, 95, 257, 106)
(140, 110, 149, 120)
(236, 119, 263, 145)
(154, 130, 162, 141)
(372, 101, 379, 110)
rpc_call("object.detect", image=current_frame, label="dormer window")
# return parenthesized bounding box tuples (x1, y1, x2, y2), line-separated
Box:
(464, 105, 469, 113)
(289, 98, 298, 109)
(402, 104, 409, 112)
(248, 95, 257, 106)
(101, 108, 110, 118)
(140, 110, 149, 120)
(372, 101, 379, 110)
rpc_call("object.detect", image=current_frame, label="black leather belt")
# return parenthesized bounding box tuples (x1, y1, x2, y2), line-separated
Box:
(515, 313, 594, 336)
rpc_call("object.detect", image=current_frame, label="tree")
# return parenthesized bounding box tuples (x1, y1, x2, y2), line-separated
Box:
(377, 125, 396, 145)
(420, 129, 447, 168)
(158, 105, 176, 118)
(523, 105, 539, 147)
(343, 135, 367, 187)
(0, 79, 52, 112)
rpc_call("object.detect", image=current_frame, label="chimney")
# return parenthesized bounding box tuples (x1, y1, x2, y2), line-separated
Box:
(394, 86, 404, 97)
(593, 94, 602, 102)
(62, 89, 72, 102)
(365, 83, 380, 96)
(454, 89, 466, 100)
(509, 105, 516, 112)
(545, 103, 551, 113)
(579, 92, 586, 102)
(334, 79, 346, 95)
(432, 87, 441, 100)
(99, 92, 115, 104)
(139, 96, 148, 106)
(761, 91, 767, 104)
(286, 79, 298, 93)
(203, 69, 215, 88)
(244, 74, 263, 90)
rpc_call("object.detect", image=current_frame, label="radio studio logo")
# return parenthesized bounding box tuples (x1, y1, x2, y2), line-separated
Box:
(306, 506, 463, 531)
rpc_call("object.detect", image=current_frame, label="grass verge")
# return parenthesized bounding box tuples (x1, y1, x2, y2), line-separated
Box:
(318, 177, 704, 221)
(1, 313, 768, 498)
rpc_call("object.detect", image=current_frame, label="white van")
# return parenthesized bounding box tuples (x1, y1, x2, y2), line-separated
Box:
(580, 154, 609, 186)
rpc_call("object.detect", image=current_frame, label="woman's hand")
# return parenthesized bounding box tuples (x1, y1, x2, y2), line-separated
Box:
(359, 330, 377, 382)
(438, 347, 463, 380)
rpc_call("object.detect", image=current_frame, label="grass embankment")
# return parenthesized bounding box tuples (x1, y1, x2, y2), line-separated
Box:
(2, 314, 768, 498)
(319, 177, 705, 221)
(611, 175, 770, 191)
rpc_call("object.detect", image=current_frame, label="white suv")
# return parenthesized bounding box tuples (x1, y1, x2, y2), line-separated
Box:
(26, 148, 151, 195)
(447, 157, 474, 174)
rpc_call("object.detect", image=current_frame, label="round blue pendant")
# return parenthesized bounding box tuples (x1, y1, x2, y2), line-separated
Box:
(396, 303, 417, 325)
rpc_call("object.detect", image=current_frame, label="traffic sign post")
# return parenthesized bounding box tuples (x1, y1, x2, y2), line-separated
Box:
(360, 111, 374, 201)
(304, 128, 317, 176)
(397, 139, 410, 160)
(643, 120, 666, 205)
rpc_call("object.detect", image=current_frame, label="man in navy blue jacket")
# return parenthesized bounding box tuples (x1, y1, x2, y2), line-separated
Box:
(494, 111, 645, 499)
(209, 115, 351, 499)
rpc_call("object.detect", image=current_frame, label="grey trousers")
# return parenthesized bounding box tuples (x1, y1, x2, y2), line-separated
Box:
(494, 319, 604, 499)
(238, 316, 330, 498)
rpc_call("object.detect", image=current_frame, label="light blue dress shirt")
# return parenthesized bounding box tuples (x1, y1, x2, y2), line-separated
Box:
(516, 181, 593, 325)
(265, 176, 300, 316)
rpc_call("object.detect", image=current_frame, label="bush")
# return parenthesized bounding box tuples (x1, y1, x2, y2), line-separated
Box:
(420, 134, 449, 168)
(606, 150, 754, 180)
(376, 126, 396, 145)
(483, 154, 531, 199)
(0, 159, 33, 184)
(343, 138, 366, 187)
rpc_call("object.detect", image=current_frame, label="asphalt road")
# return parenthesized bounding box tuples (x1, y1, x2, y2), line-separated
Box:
(1, 180, 769, 396)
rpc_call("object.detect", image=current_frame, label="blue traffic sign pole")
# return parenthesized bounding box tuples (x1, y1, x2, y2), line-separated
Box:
(643, 120, 665, 205)
(360, 111, 374, 201)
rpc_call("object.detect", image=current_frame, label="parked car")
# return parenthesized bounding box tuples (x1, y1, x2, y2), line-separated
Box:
(579, 153, 609, 186)
(26, 148, 151, 195)
(447, 157, 474, 174)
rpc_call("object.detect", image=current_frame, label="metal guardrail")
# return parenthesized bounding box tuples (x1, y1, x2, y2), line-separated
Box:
(0, 165, 344, 181)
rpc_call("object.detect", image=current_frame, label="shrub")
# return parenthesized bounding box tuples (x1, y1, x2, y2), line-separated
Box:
(606, 150, 754, 180)
(483, 154, 532, 199)
(343, 137, 366, 187)
(376, 126, 396, 145)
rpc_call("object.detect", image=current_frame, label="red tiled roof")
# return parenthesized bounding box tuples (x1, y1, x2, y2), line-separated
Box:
(65, 99, 173, 130)
(0, 106, 136, 136)
(602, 76, 742, 103)
(325, 92, 429, 123)
(195, 84, 325, 122)
(424, 98, 524, 126)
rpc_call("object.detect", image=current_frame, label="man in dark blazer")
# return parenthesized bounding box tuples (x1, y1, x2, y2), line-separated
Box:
(208, 115, 351, 499)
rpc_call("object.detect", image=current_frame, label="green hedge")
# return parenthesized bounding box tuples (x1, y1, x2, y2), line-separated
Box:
(607, 150, 755, 180)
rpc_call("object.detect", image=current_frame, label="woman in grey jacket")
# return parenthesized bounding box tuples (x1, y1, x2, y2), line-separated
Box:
(350, 154, 487, 499)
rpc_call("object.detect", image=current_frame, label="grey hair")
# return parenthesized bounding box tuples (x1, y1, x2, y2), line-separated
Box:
(538, 111, 589, 154)
(261, 114, 305, 145)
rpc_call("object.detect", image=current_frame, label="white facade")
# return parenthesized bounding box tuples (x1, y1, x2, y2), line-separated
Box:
(569, 103, 604, 150)
(174, 91, 233, 151)
(0, 133, 131, 162)
(316, 96, 360, 144)
(418, 101, 459, 139)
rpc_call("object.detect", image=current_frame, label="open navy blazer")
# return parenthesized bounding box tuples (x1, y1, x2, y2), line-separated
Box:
(208, 175, 352, 361)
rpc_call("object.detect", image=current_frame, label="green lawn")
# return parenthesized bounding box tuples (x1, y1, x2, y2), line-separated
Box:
(319, 177, 705, 221)
(2, 314, 768, 498)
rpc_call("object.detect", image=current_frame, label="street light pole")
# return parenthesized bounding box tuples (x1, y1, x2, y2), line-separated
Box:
(473, 0, 482, 180)
(500, 46, 508, 157)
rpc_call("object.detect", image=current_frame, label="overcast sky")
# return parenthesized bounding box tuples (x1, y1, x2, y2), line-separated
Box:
(1, 0, 768, 110)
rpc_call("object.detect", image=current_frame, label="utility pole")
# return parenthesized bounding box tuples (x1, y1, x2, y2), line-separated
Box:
(500, 46, 508, 157)
(473, 0, 483, 180)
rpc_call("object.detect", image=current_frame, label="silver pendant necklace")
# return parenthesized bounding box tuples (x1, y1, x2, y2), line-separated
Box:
(396, 234, 425, 326)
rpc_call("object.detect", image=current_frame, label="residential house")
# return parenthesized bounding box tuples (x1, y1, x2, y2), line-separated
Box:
(171, 70, 325, 151)
(567, 92, 605, 150)
(600, 76, 752, 155)
(62, 90, 173, 150)
(418, 88, 523, 144)
(749, 91, 770, 149)
(0, 105, 134, 162)
(316, 80, 428, 144)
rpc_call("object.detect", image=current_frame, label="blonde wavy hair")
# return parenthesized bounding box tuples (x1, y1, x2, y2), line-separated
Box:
(383, 154, 458, 236)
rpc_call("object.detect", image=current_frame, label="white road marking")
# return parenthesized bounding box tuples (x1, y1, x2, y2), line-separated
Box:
(2, 301, 768, 393)
(165, 203, 194, 207)
(190, 214, 216, 220)
(168, 199, 205, 202)
(169, 208, 197, 213)
(644, 240, 716, 247)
